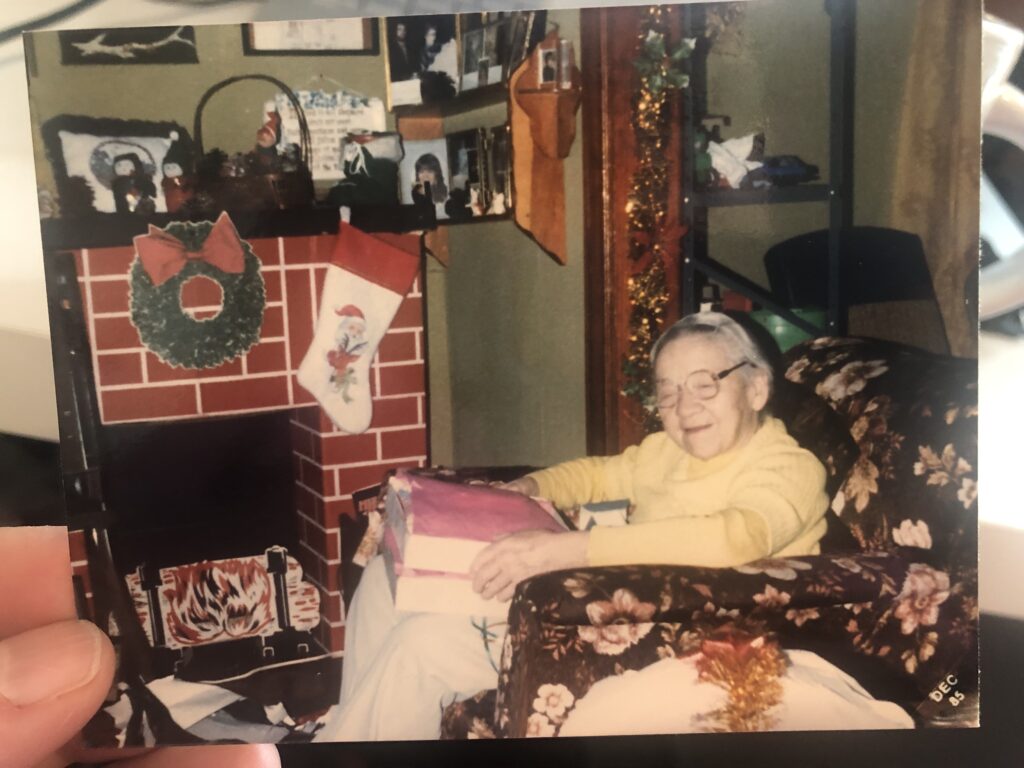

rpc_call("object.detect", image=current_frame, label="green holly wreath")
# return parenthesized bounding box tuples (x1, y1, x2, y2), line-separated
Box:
(129, 219, 265, 369)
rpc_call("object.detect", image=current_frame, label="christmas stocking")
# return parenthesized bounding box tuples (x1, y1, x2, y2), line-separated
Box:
(297, 223, 421, 433)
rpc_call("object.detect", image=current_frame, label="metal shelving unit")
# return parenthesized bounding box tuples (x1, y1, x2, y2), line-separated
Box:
(680, 0, 856, 336)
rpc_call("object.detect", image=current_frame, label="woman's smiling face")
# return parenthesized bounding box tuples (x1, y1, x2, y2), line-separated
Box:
(654, 334, 768, 460)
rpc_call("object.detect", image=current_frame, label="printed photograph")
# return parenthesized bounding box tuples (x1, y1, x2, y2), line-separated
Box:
(384, 14, 459, 108)
(446, 128, 485, 219)
(506, 11, 540, 77)
(489, 123, 511, 211)
(21, 0, 980, 751)
(398, 137, 450, 218)
(537, 40, 559, 87)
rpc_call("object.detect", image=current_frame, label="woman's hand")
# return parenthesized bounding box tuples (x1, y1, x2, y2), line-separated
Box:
(0, 526, 280, 768)
(469, 529, 589, 602)
(490, 476, 540, 497)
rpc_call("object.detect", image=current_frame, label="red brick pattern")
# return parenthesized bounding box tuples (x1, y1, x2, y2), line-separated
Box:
(74, 240, 427, 654)
(288, 302, 429, 651)
(75, 240, 425, 426)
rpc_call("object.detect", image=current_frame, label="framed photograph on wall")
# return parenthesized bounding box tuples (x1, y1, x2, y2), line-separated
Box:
(384, 15, 459, 109)
(458, 12, 547, 90)
(241, 19, 379, 55)
(458, 14, 503, 91)
(59, 26, 198, 65)
(506, 10, 546, 76)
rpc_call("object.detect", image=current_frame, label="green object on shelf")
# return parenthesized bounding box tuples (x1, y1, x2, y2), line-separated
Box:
(749, 308, 826, 352)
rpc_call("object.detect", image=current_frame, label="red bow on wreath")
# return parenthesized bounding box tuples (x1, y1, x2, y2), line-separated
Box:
(134, 212, 246, 287)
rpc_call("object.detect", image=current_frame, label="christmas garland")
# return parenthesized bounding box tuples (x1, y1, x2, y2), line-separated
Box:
(129, 219, 265, 369)
(621, 6, 693, 430)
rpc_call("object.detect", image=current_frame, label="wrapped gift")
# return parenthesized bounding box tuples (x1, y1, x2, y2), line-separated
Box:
(381, 470, 568, 615)
(385, 469, 567, 574)
(381, 526, 508, 618)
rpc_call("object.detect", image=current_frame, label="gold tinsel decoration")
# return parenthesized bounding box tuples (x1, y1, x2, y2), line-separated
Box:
(621, 5, 688, 429)
(692, 634, 787, 732)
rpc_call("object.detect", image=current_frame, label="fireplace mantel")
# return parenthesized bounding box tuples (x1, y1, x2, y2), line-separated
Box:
(40, 204, 436, 251)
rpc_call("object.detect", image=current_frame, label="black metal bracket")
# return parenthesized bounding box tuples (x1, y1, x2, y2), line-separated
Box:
(680, 0, 857, 334)
(266, 545, 292, 632)
(692, 255, 823, 336)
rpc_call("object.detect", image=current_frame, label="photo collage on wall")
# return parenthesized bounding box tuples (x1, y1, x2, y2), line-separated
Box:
(385, 10, 546, 107)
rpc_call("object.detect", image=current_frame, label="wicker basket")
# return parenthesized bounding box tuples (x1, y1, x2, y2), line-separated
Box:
(193, 74, 315, 212)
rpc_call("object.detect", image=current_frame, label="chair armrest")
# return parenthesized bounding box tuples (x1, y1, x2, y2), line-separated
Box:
(496, 551, 977, 736)
(514, 552, 909, 627)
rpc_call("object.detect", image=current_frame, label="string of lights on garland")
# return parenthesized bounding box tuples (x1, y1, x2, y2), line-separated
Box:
(621, 6, 694, 429)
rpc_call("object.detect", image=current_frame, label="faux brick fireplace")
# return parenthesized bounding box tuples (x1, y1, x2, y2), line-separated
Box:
(70, 231, 428, 652)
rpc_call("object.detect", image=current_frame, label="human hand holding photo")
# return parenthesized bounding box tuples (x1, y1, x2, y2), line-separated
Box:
(0, 526, 281, 768)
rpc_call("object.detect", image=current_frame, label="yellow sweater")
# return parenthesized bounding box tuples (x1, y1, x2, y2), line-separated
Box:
(528, 417, 828, 568)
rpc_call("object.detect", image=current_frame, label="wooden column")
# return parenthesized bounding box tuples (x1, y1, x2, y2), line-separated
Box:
(581, 6, 684, 455)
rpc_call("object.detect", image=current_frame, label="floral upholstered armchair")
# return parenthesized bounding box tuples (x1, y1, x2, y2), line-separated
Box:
(438, 336, 978, 737)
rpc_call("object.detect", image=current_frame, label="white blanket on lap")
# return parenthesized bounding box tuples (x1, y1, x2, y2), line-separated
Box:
(558, 650, 914, 737)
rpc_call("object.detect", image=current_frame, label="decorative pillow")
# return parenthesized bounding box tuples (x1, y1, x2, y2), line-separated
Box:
(41, 115, 190, 215)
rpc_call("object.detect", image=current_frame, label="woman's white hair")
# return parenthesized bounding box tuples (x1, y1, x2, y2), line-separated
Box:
(650, 311, 774, 403)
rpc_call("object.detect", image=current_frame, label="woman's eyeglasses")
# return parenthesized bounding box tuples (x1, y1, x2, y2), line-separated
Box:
(654, 361, 751, 409)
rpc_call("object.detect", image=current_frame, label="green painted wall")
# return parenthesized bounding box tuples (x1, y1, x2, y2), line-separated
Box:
(429, 9, 587, 469)
(26, 24, 393, 197)
(24, 3, 923, 468)
(702, 0, 917, 288)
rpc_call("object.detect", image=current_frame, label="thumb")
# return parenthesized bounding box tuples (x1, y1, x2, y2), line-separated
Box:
(0, 619, 115, 768)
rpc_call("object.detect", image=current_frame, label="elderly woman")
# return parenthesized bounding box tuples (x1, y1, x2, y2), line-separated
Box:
(317, 312, 837, 741)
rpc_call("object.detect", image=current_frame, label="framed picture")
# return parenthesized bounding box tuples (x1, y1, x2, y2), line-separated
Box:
(384, 15, 459, 109)
(460, 27, 487, 90)
(39, 115, 190, 215)
(537, 40, 560, 88)
(444, 126, 513, 221)
(458, 12, 547, 90)
(59, 26, 198, 65)
(399, 138, 451, 220)
(446, 129, 486, 220)
(489, 124, 512, 212)
(241, 19, 379, 55)
(506, 11, 546, 76)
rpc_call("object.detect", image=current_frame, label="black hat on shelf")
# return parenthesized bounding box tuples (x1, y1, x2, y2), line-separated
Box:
(162, 130, 193, 176)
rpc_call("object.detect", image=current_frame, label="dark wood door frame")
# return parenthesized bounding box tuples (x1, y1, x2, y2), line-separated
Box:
(581, 6, 684, 456)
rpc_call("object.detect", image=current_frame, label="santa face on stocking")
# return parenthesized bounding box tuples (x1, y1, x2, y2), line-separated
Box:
(326, 305, 368, 403)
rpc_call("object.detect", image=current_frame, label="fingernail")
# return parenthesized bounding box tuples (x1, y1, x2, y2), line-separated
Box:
(0, 620, 103, 706)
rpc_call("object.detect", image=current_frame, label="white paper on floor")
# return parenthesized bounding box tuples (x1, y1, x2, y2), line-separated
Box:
(146, 675, 244, 730)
